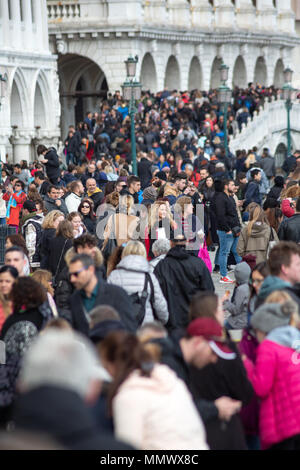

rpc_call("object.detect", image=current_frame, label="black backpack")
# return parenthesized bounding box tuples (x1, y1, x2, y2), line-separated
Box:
(117, 269, 156, 326)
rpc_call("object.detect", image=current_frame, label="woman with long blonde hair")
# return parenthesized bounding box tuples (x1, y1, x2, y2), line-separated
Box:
(148, 200, 176, 259)
(237, 204, 278, 264)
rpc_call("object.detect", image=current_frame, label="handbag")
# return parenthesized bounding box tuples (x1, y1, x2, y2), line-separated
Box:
(198, 239, 212, 273)
(267, 227, 277, 258)
(102, 215, 118, 260)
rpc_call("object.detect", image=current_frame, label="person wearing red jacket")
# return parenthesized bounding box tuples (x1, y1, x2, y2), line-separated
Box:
(3, 180, 27, 231)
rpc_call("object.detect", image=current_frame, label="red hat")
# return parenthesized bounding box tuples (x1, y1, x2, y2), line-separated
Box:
(187, 318, 236, 360)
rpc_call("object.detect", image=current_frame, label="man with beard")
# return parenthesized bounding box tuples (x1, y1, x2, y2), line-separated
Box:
(212, 179, 242, 284)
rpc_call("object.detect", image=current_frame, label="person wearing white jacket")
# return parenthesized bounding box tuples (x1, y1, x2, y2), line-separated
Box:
(65, 181, 85, 214)
(107, 241, 169, 326)
(99, 331, 209, 450)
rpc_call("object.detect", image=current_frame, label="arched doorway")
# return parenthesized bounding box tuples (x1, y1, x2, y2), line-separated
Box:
(164, 56, 180, 90)
(140, 53, 157, 92)
(275, 142, 287, 167)
(188, 57, 203, 90)
(274, 59, 284, 88)
(58, 54, 108, 138)
(254, 56, 267, 86)
(210, 57, 223, 89)
(232, 56, 247, 88)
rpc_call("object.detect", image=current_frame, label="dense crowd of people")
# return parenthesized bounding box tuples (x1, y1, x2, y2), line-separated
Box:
(0, 84, 300, 451)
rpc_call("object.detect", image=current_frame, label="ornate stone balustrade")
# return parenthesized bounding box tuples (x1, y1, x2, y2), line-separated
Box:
(48, 1, 81, 22)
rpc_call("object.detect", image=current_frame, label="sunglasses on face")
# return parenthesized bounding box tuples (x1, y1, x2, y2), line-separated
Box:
(69, 267, 88, 279)
(82, 205, 90, 209)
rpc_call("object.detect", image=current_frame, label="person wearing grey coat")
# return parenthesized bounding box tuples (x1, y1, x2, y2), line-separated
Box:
(107, 254, 169, 326)
(223, 262, 251, 330)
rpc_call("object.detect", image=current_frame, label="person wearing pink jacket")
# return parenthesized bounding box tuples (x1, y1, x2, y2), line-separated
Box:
(243, 300, 300, 450)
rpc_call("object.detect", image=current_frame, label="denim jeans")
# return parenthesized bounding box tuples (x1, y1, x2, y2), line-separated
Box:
(216, 230, 242, 277)
(66, 152, 74, 166)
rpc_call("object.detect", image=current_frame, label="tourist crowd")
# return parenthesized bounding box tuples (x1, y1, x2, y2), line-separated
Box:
(0, 84, 300, 451)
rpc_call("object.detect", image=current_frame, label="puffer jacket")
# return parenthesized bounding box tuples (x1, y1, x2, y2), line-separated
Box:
(107, 255, 169, 325)
(113, 364, 208, 450)
(244, 326, 300, 449)
(237, 222, 278, 264)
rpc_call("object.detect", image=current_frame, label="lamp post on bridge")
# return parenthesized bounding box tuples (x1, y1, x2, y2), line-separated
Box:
(121, 56, 142, 176)
(282, 67, 296, 159)
(217, 63, 232, 158)
(0, 73, 8, 184)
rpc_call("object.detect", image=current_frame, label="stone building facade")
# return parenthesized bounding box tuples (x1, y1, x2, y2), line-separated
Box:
(0, 1, 61, 163)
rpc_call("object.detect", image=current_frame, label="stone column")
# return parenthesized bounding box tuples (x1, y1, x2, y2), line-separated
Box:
(235, 0, 256, 30)
(32, 0, 47, 52)
(214, 0, 236, 29)
(276, 0, 295, 34)
(256, 0, 277, 30)
(10, 0, 21, 49)
(190, 0, 213, 29)
(0, 1, 10, 48)
(167, 0, 190, 27)
(11, 134, 33, 163)
(22, 0, 33, 51)
(107, 0, 144, 26)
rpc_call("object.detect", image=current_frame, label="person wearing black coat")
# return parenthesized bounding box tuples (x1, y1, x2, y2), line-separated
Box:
(189, 339, 253, 450)
(154, 239, 214, 330)
(138, 155, 153, 190)
(37, 146, 60, 185)
(47, 221, 74, 278)
(278, 199, 300, 243)
(69, 254, 137, 336)
(13, 386, 133, 450)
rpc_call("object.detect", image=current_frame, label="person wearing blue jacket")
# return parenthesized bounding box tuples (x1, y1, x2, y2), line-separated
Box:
(244, 169, 262, 208)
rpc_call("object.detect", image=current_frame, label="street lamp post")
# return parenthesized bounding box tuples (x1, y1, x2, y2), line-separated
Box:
(121, 56, 142, 176)
(0, 73, 8, 184)
(282, 67, 296, 159)
(217, 64, 232, 157)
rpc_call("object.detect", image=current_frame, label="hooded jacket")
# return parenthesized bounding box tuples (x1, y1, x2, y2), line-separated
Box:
(108, 255, 169, 326)
(258, 276, 292, 304)
(154, 245, 214, 330)
(237, 223, 278, 265)
(113, 364, 208, 450)
(244, 326, 300, 449)
(223, 262, 251, 329)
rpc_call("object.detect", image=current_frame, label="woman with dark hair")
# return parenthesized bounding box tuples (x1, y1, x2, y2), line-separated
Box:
(98, 331, 208, 450)
(0, 277, 51, 425)
(78, 199, 96, 234)
(47, 220, 74, 279)
(0, 265, 18, 300)
(199, 176, 218, 250)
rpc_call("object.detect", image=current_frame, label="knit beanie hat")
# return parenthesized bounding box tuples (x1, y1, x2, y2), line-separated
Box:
(250, 300, 298, 334)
